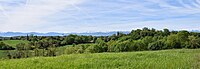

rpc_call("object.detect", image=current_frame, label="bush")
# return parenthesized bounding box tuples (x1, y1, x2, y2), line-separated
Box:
(185, 36, 200, 49)
(0, 42, 15, 50)
(65, 47, 78, 54)
(85, 45, 101, 53)
(65, 44, 89, 54)
(114, 42, 129, 52)
(166, 34, 181, 49)
(76, 45, 86, 54)
(148, 40, 165, 50)
(107, 40, 117, 52)
(128, 41, 139, 51)
(131, 40, 146, 51)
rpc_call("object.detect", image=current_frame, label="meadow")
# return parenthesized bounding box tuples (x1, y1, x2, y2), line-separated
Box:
(0, 40, 29, 48)
(1, 28, 200, 69)
(0, 51, 7, 58)
(0, 40, 28, 58)
(0, 49, 200, 69)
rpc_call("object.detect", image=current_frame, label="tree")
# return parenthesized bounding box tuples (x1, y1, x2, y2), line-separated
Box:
(87, 35, 93, 43)
(5, 27, 200, 59)
(148, 40, 166, 50)
(163, 28, 170, 36)
(34, 45, 40, 57)
(15, 43, 28, 58)
(109, 34, 118, 40)
(132, 40, 145, 51)
(141, 36, 154, 50)
(16, 43, 26, 50)
(130, 29, 141, 40)
(117, 32, 125, 37)
(6, 51, 12, 59)
(140, 27, 154, 37)
(113, 41, 129, 52)
(65, 37, 75, 45)
(92, 36, 97, 43)
(74, 36, 82, 44)
(76, 45, 85, 54)
(177, 30, 189, 47)
(142, 27, 150, 31)
(107, 40, 117, 52)
(166, 34, 181, 49)
(96, 38, 108, 52)
(47, 44, 57, 56)
(185, 36, 200, 49)
(65, 46, 77, 54)
(85, 45, 101, 53)
(117, 36, 131, 42)
(65, 44, 87, 54)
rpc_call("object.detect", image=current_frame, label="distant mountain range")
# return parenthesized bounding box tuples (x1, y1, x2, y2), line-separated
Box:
(0, 31, 130, 37)
(1, 30, 199, 37)
(191, 30, 200, 33)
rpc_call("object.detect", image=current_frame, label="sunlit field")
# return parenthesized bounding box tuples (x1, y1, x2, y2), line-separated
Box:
(0, 49, 200, 69)
(0, 40, 29, 48)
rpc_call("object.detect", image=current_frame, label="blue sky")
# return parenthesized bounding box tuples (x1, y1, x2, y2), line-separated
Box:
(0, 0, 200, 33)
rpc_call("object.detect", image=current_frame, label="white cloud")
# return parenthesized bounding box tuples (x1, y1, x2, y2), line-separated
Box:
(0, 0, 200, 33)
(105, 18, 200, 31)
(0, 0, 85, 32)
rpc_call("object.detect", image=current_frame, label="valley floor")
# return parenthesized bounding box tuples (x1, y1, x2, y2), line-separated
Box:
(0, 49, 200, 69)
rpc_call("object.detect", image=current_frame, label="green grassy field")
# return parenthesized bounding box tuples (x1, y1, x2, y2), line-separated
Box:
(0, 40, 29, 47)
(0, 40, 29, 58)
(0, 51, 7, 58)
(0, 49, 200, 69)
(0, 42, 91, 59)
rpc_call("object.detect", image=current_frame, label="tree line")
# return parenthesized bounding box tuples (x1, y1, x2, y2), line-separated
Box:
(64, 27, 200, 54)
(2, 27, 200, 59)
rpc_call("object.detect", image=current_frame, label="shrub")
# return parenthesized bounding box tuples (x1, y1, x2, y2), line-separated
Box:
(148, 40, 165, 50)
(65, 47, 77, 54)
(185, 36, 200, 49)
(0, 42, 15, 50)
(131, 40, 146, 51)
(107, 40, 117, 52)
(85, 45, 101, 53)
(114, 42, 129, 52)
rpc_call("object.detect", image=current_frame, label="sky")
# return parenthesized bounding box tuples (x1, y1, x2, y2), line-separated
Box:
(0, 0, 200, 33)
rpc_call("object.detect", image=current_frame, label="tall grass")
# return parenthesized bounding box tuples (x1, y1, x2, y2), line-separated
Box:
(0, 51, 7, 58)
(0, 49, 200, 69)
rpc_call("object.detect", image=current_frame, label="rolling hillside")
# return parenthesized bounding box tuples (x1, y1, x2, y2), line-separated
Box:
(0, 49, 200, 69)
(0, 40, 29, 47)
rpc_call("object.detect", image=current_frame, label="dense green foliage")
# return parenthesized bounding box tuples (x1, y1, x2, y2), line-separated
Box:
(1, 27, 200, 59)
(0, 42, 14, 50)
(0, 49, 200, 69)
(0, 51, 7, 58)
(64, 27, 200, 54)
(1, 27, 200, 68)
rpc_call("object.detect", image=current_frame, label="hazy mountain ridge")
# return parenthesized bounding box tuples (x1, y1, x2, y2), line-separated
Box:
(191, 30, 200, 33)
(0, 30, 200, 37)
(0, 31, 130, 37)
